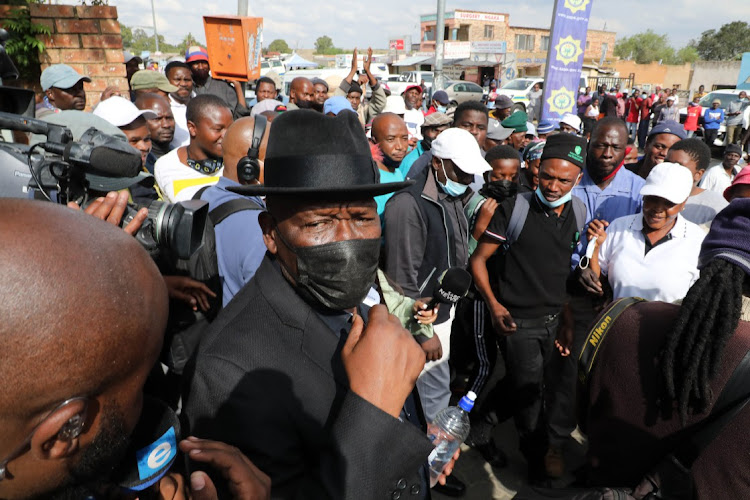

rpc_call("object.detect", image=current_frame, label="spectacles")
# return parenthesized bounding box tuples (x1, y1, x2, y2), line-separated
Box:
(0, 397, 89, 481)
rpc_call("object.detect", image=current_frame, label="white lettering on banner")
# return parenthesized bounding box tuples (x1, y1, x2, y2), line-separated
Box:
(454, 11, 505, 23)
(470, 41, 507, 54)
(443, 41, 471, 59)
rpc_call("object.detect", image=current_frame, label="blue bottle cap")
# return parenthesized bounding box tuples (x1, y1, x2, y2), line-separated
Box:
(457, 391, 477, 412)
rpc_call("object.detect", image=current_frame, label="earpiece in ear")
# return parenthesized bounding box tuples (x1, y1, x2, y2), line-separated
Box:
(57, 413, 85, 441)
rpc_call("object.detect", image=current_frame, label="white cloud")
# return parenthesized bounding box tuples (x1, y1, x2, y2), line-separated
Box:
(110, 0, 750, 52)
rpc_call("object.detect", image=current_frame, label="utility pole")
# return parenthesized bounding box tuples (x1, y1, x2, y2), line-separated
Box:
(433, 0, 446, 90)
(238, 0, 249, 16)
(150, 0, 159, 53)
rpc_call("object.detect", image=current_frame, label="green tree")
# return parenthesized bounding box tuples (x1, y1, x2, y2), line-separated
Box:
(268, 39, 290, 53)
(314, 35, 333, 54)
(694, 22, 750, 61)
(3, 7, 51, 82)
(614, 30, 678, 64)
(121, 24, 133, 48)
(676, 45, 700, 63)
(177, 32, 201, 54)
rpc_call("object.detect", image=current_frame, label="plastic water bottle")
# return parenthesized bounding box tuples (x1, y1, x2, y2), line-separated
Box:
(426, 391, 476, 487)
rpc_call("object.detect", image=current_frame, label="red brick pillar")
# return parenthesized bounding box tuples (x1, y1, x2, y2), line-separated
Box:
(32, 4, 128, 110)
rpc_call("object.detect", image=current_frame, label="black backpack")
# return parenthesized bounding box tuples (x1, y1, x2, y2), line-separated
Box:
(165, 188, 263, 375)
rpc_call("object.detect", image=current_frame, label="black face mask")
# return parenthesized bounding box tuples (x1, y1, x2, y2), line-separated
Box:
(421, 137, 433, 151)
(480, 179, 518, 201)
(186, 157, 223, 174)
(277, 229, 380, 311)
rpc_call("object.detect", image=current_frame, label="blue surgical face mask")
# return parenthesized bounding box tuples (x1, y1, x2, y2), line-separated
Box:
(437, 158, 469, 197)
(437, 105, 448, 113)
(535, 186, 572, 208)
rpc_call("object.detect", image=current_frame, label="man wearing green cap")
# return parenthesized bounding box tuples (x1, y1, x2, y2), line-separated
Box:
(129, 70, 178, 100)
(502, 111, 529, 153)
(469, 132, 586, 483)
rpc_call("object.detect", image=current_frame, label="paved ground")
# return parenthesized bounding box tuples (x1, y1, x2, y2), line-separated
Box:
(433, 421, 587, 500)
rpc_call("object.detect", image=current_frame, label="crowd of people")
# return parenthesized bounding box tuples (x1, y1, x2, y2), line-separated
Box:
(2, 44, 750, 500)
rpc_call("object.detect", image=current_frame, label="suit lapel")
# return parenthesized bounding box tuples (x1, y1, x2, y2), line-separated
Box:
(255, 256, 349, 388)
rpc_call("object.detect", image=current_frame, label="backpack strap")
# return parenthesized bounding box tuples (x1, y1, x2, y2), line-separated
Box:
(505, 191, 532, 246)
(571, 195, 587, 234)
(192, 185, 211, 200)
(208, 198, 263, 226)
(578, 297, 646, 385)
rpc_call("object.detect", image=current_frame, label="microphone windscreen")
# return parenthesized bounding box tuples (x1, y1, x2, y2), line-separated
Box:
(88, 146, 142, 178)
(434, 267, 472, 304)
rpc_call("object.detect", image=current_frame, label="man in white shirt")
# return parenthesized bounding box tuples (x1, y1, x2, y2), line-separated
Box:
(165, 61, 193, 148)
(402, 84, 425, 142)
(155, 94, 233, 202)
(700, 144, 742, 193)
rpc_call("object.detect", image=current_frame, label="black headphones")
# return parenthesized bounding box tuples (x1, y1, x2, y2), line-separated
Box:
(237, 114, 268, 184)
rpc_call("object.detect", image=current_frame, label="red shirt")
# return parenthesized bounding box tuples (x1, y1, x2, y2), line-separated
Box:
(685, 104, 702, 131)
(626, 97, 641, 123)
(640, 97, 652, 120)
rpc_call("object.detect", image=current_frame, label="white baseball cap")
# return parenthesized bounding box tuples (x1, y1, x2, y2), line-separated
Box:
(383, 95, 407, 115)
(640, 162, 694, 204)
(92, 96, 156, 128)
(526, 122, 537, 137)
(560, 113, 582, 133)
(431, 128, 491, 175)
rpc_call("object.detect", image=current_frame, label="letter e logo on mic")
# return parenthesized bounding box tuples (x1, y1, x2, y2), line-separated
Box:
(135, 427, 177, 480)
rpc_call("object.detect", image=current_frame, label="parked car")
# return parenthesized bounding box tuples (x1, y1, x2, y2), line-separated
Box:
(260, 58, 285, 77)
(678, 89, 745, 148)
(444, 81, 484, 106)
(388, 71, 434, 96)
(495, 76, 587, 112)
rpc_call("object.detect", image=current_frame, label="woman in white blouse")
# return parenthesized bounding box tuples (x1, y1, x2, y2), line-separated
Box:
(585, 162, 706, 303)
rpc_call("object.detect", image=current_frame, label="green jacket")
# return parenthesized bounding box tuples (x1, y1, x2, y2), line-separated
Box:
(376, 269, 433, 339)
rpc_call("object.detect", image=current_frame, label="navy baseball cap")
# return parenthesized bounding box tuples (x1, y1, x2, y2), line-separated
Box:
(432, 90, 450, 105)
(648, 121, 687, 140)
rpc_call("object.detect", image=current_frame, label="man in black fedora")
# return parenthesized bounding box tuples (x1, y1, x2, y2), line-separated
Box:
(183, 110, 453, 499)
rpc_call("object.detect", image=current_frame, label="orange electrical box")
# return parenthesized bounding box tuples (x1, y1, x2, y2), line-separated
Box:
(203, 15, 263, 82)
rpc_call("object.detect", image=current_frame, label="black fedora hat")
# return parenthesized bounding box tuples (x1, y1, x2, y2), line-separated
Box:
(228, 109, 413, 196)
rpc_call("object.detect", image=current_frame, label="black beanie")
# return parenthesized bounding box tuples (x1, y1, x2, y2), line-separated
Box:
(348, 81, 363, 96)
(540, 132, 587, 169)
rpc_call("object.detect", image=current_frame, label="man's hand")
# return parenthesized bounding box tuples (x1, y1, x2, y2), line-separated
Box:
(100, 85, 122, 101)
(357, 74, 369, 87)
(363, 47, 372, 75)
(489, 303, 517, 335)
(350, 47, 358, 75)
(436, 449, 461, 487)
(342, 305, 426, 418)
(420, 334, 442, 362)
(578, 267, 603, 296)
(178, 437, 271, 500)
(163, 275, 217, 312)
(555, 323, 573, 357)
(68, 190, 147, 236)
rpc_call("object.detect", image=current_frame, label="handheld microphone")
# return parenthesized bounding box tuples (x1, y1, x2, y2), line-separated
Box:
(426, 267, 473, 310)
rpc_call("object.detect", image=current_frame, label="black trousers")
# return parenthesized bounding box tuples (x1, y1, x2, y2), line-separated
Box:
(704, 129, 718, 147)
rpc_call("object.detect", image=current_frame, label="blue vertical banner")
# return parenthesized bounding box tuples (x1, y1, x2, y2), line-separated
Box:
(541, 0, 593, 126)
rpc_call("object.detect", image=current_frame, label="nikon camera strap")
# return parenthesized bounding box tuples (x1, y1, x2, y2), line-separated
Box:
(578, 296, 646, 386)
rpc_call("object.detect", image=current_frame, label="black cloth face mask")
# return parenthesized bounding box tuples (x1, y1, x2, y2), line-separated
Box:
(480, 179, 518, 201)
(276, 228, 380, 311)
(186, 157, 223, 174)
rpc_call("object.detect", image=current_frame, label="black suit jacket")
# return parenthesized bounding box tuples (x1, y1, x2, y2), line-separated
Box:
(183, 255, 433, 499)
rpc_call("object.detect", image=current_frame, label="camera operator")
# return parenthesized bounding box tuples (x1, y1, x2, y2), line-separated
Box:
(0, 198, 270, 500)
(37, 64, 91, 117)
(154, 94, 233, 202)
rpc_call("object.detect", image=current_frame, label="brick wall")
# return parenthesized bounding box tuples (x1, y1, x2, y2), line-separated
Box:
(0, 4, 127, 110)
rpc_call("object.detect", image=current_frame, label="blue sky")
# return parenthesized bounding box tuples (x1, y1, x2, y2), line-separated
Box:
(111, 0, 749, 52)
